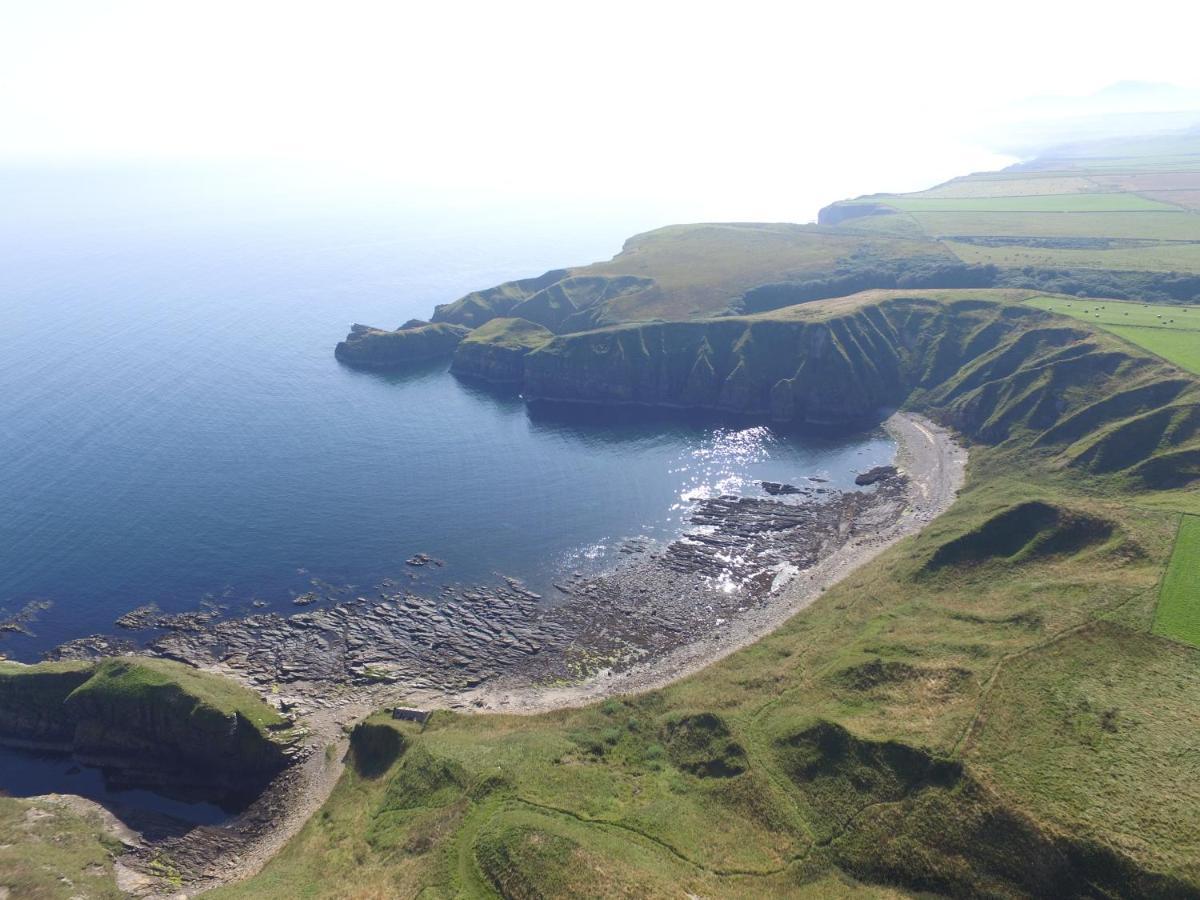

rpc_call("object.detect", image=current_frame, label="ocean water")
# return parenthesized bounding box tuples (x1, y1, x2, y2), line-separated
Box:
(0, 166, 895, 659)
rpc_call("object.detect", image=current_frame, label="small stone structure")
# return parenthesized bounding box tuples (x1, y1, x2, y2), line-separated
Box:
(391, 707, 431, 725)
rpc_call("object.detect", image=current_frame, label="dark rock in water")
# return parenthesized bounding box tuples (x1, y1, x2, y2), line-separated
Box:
(0, 599, 51, 636)
(761, 481, 803, 495)
(808, 476, 829, 483)
(116, 605, 217, 632)
(855, 465, 899, 486)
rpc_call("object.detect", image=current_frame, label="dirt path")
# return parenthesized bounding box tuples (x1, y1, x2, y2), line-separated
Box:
(128, 411, 965, 897)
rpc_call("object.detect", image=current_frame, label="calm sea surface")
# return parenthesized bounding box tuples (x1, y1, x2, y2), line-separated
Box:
(0, 166, 894, 659)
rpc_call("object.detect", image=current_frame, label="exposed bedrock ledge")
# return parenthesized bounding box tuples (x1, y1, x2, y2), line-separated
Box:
(0, 658, 297, 802)
(334, 321, 470, 369)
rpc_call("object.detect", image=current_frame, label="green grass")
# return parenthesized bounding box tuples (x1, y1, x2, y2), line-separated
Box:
(874, 193, 1178, 213)
(579, 223, 945, 320)
(946, 239, 1200, 274)
(906, 210, 1200, 241)
(79, 657, 289, 734)
(1153, 515, 1200, 646)
(1025, 295, 1200, 373)
(910, 174, 1099, 199)
(459, 317, 554, 351)
(0, 796, 126, 899)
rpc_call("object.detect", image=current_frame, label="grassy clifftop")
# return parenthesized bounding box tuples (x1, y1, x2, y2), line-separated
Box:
(0, 657, 295, 795)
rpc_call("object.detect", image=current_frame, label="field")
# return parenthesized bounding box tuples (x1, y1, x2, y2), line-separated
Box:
(1025, 295, 1200, 373)
(874, 193, 1177, 213)
(946, 238, 1200, 274)
(578, 223, 946, 320)
(904, 210, 1200, 241)
(1153, 515, 1200, 646)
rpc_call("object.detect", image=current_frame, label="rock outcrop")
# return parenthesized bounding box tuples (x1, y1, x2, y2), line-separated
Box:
(817, 200, 896, 227)
(0, 658, 296, 801)
(334, 322, 470, 369)
(450, 317, 555, 384)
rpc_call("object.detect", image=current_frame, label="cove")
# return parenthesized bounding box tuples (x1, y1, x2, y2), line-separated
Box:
(0, 167, 893, 659)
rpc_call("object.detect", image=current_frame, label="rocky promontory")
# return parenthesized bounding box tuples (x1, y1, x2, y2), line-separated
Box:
(449, 317, 554, 384)
(0, 657, 297, 802)
(334, 321, 469, 368)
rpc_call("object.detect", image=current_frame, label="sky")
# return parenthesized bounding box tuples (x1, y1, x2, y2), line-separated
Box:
(3, 0, 1200, 221)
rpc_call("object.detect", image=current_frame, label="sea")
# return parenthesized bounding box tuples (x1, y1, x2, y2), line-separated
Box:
(0, 164, 896, 661)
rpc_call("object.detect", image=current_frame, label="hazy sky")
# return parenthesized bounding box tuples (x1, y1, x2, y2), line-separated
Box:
(3, 0, 1200, 220)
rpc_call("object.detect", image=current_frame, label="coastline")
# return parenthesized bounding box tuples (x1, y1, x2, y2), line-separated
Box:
(457, 411, 966, 714)
(163, 411, 965, 896)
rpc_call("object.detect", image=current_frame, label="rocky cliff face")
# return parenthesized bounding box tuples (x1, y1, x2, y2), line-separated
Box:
(521, 302, 930, 425)
(0, 659, 296, 801)
(334, 322, 470, 369)
(449, 317, 554, 385)
(817, 201, 895, 227)
(518, 295, 1200, 487)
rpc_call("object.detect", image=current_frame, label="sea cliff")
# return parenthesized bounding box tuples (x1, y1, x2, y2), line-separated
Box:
(449, 317, 554, 384)
(0, 658, 296, 800)
(334, 322, 470, 368)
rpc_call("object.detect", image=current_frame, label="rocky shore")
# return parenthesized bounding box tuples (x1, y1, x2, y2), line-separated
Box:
(37, 412, 964, 895)
(50, 460, 908, 706)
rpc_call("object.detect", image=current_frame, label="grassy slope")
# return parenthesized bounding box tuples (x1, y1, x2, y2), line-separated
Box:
(1024, 295, 1200, 374)
(211, 291, 1200, 898)
(458, 317, 555, 351)
(571, 223, 946, 321)
(865, 194, 1178, 212)
(0, 796, 127, 900)
(1152, 514, 1200, 646)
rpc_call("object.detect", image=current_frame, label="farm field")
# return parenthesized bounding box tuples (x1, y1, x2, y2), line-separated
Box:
(1025, 295, 1200, 373)
(905, 209, 1200, 241)
(877, 193, 1177, 213)
(911, 174, 1098, 198)
(1153, 515, 1200, 646)
(946, 238, 1200, 273)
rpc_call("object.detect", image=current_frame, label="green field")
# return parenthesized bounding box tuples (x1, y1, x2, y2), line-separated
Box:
(911, 174, 1098, 199)
(907, 209, 1200, 241)
(877, 193, 1177, 213)
(1025, 295, 1200, 373)
(947, 238, 1200, 274)
(1153, 515, 1200, 646)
